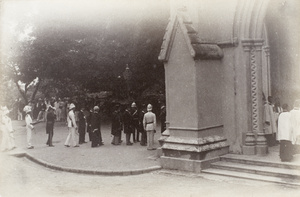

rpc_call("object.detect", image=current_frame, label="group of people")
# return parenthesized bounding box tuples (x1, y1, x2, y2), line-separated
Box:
(264, 96, 300, 162)
(277, 99, 300, 162)
(20, 99, 163, 151)
(115, 102, 158, 150)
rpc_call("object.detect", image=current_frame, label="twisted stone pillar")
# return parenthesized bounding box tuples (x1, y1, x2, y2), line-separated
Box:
(242, 39, 268, 155)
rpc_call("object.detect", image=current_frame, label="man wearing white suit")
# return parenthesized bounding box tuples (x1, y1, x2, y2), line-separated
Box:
(64, 103, 79, 147)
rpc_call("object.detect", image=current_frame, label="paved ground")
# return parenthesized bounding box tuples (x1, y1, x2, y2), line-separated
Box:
(1, 153, 300, 197)
(1, 120, 300, 196)
(9, 119, 161, 172)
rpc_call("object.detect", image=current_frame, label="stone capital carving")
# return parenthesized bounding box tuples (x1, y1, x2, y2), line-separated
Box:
(263, 46, 270, 57)
(241, 39, 264, 52)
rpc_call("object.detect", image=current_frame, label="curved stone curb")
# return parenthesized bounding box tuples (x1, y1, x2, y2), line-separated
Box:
(10, 151, 162, 176)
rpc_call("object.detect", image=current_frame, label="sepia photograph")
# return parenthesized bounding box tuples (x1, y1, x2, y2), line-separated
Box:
(0, 0, 300, 196)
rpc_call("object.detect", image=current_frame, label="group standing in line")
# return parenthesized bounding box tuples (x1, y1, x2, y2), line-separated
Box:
(264, 95, 300, 162)
(13, 99, 163, 151)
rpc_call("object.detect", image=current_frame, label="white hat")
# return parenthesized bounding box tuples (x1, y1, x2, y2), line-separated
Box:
(0, 106, 10, 115)
(131, 102, 137, 108)
(69, 103, 75, 109)
(93, 106, 100, 111)
(23, 105, 32, 113)
(147, 104, 152, 111)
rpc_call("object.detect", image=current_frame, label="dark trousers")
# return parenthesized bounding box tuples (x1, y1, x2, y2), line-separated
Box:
(126, 133, 132, 144)
(265, 134, 277, 147)
(87, 126, 92, 141)
(132, 124, 139, 142)
(46, 131, 53, 146)
(46, 123, 54, 146)
(140, 130, 147, 145)
(78, 124, 86, 143)
(280, 140, 293, 162)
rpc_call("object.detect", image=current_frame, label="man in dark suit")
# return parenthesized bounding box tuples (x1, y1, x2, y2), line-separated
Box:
(90, 106, 103, 147)
(78, 106, 86, 144)
(111, 104, 122, 145)
(123, 105, 133, 145)
(139, 104, 147, 146)
(130, 102, 140, 142)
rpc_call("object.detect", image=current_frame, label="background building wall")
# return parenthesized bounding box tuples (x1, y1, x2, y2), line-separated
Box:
(266, 0, 300, 106)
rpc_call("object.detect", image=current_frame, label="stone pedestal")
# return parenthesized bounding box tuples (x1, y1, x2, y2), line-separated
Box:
(158, 10, 228, 172)
(161, 127, 229, 171)
(256, 133, 268, 155)
(243, 132, 256, 155)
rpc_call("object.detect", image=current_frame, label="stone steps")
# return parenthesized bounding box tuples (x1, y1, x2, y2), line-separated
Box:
(202, 168, 300, 186)
(201, 154, 300, 186)
(220, 154, 300, 170)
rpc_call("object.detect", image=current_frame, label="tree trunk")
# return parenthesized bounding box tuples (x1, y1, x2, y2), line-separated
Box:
(30, 78, 41, 102)
(15, 81, 28, 104)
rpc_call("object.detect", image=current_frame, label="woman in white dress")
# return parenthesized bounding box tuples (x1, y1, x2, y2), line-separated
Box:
(0, 106, 16, 151)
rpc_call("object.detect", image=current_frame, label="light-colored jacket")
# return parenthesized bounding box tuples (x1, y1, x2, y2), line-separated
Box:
(67, 110, 77, 128)
(25, 114, 34, 130)
(290, 109, 300, 144)
(143, 112, 156, 131)
(277, 112, 292, 141)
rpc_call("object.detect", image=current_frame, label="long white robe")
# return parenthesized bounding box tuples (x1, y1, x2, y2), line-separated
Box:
(290, 108, 300, 144)
(264, 103, 277, 135)
(0, 115, 15, 151)
(277, 112, 292, 141)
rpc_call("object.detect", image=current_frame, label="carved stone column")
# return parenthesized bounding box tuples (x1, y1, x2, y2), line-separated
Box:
(263, 46, 271, 96)
(241, 39, 267, 155)
(255, 41, 268, 155)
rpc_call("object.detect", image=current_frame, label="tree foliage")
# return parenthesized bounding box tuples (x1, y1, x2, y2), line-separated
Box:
(1, 2, 169, 105)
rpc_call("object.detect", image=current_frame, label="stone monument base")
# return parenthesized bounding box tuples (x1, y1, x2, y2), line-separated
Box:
(242, 145, 256, 155)
(256, 145, 268, 155)
(160, 156, 220, 173)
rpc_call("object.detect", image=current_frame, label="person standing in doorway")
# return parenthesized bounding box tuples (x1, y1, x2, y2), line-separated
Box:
(277, 104, 293, 161)
(159, 105, 166, 134)
(264, 96, 277, 146)
(64, 103, 79, 147)
(46, 106, 56, 147)
(143, 104, 156, 150)
(290, 99, 300, 154)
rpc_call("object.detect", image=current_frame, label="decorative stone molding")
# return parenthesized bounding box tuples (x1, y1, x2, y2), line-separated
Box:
(217, 37, 239, 48)
(263, 46, 270, 57)
(250, 47, 259, 133)
(162, 135, 228, 153)
(158, 9, 224, 62)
